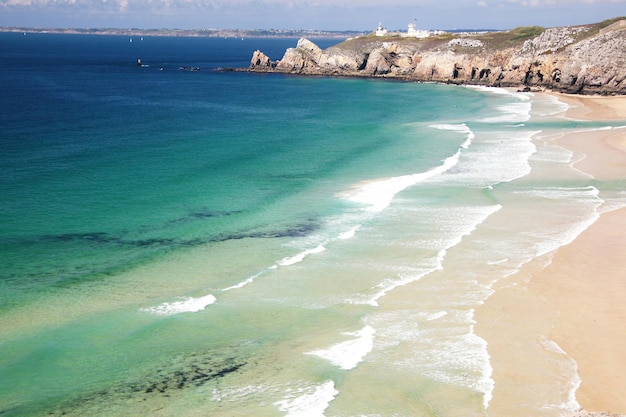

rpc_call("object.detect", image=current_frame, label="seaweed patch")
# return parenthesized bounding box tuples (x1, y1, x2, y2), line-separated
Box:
(45, 351, 246, 416)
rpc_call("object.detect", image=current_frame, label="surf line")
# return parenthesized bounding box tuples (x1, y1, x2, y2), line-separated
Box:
(344, 149, 465, 213)
(139, 242, 329, 315)
(140, 210, 366, 315)
(141, 144, 469, 316)
(305, 325, 375, 370)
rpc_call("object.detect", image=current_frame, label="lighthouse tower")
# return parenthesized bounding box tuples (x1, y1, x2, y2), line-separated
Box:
(375, 22, 388, 36)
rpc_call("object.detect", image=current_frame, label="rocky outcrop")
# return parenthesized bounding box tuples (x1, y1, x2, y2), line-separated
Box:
(249, 18, 626, 95)
(250, 50, 274, 70)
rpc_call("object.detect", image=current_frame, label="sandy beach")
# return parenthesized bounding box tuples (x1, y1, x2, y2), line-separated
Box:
(478, 93, 626, 417)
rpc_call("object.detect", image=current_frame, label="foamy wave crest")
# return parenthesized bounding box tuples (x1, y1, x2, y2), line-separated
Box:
(539, 337, 581, 411)
(277, 244, 326, 266)
(344, 151, 461, 212)
(426, 311, 448, 321)
(482, 99, 531, 123)
(599, 190, 626, 213)
(221, 227, 357, 296)
(466, 86, 531, 123)
(438, 130, 538, 187)
(369, 308, 495, 409)
(378, 309, 493, 410)
(345, 204, 502, 307)
(429, 123, 474, 148)
(305, 325, 375, 370)
(466, 85, 524, 97)
(350, 265, 439, 307)
(140, 294, 216, 315)
(532, 93, 570, 117)
(337, 225, 360, 240)
(517, 186, 601, 258)
(274, 381, 338, 417)
(222, 269, 269, 291)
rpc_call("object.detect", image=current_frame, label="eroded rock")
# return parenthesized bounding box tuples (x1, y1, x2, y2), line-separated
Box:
(249, 19, 626, 95)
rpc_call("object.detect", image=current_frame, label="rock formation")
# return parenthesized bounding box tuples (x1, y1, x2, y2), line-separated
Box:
(249, 18, 626, 95)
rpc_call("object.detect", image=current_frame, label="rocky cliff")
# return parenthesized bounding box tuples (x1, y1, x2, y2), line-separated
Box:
(249, 18, 626, 95)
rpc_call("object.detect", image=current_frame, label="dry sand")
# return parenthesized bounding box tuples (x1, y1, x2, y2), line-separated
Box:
(539, 94, 626, 415)
(477, 93, 626, 417)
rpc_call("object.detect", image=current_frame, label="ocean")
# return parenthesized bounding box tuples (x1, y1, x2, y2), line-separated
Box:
(1, 33, 624, 416)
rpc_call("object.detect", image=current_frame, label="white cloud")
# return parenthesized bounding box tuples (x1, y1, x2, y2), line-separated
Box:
(2, 0, 32, 5)
(1, 0, 622, 9)
(1, 0, 623, 29)
(504, 0, 624, 5)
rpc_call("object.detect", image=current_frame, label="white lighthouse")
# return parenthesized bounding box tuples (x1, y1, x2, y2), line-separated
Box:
(375, 22, 388, 36)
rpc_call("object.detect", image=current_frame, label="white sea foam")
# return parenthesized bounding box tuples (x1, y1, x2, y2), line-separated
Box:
(337, 225, 360, 240)
(487, 258, 509, 266)
(363, 263, 442, 307)
(344, 203, 502, 307)
(537, 210, 600, 258)
(140, 294, 216, 315)
(531, 92, 570, 117)
(277, 244, 326, 266)
(540, 338, 582, 411)
(437, 129, 538, 188)
(466, 85, 526, 97)
(222, 269, 268, 291)
(429, 123, 474, 148)
(344, 151, 462, 212)
(467, 86, 531, 123)
(521, 185, 599, 201)
(599, 192, 626, 213)
(426, 311, 448, 321)
(143, 240, 332, 315)
(371, 309, 494, 410)
(424, 314, 493, 409)
(530, 140, 574, 164)
(515, 186, 602, 258)
(274, 381, 338, 417)
(305, 325, 375, 370)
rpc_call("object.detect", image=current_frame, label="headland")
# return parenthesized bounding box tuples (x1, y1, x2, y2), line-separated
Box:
(249, 17, 626, 95)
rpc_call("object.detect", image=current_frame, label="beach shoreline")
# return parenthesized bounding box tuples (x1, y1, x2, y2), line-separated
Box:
(477, 92, 626, 417)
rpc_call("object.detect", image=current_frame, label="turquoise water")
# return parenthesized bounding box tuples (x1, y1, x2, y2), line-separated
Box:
(1, 33, 625, 416)
(1, 33, 468, 300)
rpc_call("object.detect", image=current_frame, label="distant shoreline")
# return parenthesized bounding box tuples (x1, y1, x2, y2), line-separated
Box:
(0, 26, 366, 39)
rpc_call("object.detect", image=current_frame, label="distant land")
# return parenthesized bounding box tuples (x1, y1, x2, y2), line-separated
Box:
(0, 26, 369, 39)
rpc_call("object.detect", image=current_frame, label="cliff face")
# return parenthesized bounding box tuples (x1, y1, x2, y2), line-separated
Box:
(249, 18, 626, 95)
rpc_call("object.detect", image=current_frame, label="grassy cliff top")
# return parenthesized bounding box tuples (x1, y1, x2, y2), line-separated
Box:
(333, 17, 625, 52)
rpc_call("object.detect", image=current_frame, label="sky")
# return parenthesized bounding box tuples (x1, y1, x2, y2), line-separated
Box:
(1, 0, 624, 31)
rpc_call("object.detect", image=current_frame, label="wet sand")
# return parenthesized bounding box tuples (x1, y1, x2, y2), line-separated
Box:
(478, 93, 626, 416)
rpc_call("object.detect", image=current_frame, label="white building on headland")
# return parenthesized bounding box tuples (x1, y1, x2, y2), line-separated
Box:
(404, 22, 431, 38)
(375, 22, 388, 37)
(374, 21, 446, 38)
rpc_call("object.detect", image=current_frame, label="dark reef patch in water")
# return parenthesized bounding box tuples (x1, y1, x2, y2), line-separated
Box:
(225, 219, 320, 240)
(45, 350, 246, 416)
(164, 208, 241, 228)
(1, 219, 320, 293)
